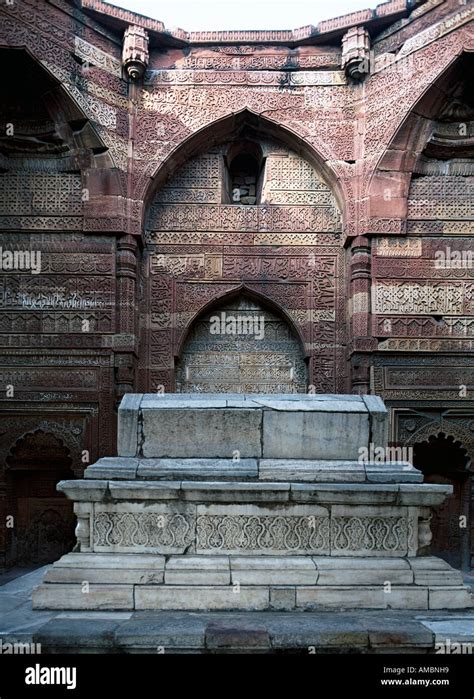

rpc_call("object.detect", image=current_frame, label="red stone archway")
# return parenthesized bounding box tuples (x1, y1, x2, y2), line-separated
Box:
(140, 108, 348, 230)
(139, 123, 347, 394)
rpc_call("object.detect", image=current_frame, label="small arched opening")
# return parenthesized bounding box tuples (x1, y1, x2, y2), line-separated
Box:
(224, 140, 264, 204)
(5, 431, 76, 567)
(413, 432, 471, 570)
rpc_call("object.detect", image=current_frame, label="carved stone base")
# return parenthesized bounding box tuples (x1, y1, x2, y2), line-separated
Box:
(33, 553, 472, 611)
(32, 395, 474, 611)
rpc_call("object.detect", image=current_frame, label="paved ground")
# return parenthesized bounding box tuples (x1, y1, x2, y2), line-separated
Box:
(1, 566, 474, 653)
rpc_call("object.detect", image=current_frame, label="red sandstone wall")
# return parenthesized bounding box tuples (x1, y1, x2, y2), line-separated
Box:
(0, 0, 472, 565)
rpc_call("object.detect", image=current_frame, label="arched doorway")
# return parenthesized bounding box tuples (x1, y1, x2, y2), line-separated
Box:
(176, 294, 307, 393)
(413, 433, 471, 570)
(5, 431, 76, 567)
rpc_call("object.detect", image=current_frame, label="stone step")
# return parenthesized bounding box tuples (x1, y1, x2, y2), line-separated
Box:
(34, 555, 473, 611)
(84, 457, 423, 483)
(33, 581, 473, 612)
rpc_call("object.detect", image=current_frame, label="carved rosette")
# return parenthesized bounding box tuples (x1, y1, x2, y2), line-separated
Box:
(341, 27, 371, 81)
(122, 25, 149, 80)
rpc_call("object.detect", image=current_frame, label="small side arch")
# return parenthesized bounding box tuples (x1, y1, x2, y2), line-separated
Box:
(407, 428, 472, 570)
(367, 50, 474, 224)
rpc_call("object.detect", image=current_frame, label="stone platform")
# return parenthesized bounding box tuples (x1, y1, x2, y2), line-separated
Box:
(33, 394, 474, 611)
(4, 567, 474, 654)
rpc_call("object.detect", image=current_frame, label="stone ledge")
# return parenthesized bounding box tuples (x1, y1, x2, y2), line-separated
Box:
(59, 478, 451, 504)
(33, 556, 473, 611)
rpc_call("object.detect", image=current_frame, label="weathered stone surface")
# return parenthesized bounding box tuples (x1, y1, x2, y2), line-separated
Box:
(313, 558, 413, 585)
(35, 618, 124, 651)
(409, 557, 464, 586)
(420, 619, 474, 644)
(205, 623, 270, 648)
(118, 394, 143, 457)
(85, 458, 139, 480)
(256, 399, 367, 412)
(137, 458, 258, 480)
(230, 556, 318, 585)
(45, 553, 165, 585)
(262, 410, 370, 460)
(269, 587, 296, 610)
(429, 587, 474, 610)
(181, 481, 290, 502)
(398, 484, 453, 506)
(114, 612, 207, 649)
(165, 556, 230, 585)
(367, 620, 433, 648)
(49, 553, 165, 569)
(32, 584, 134, 610)
(386, 587, 429, 609)
(44, 568, 163, 585)
(266, 614, 369, 648)
(361, 395, 388, 448)
(140, 396, 228, 409)
(57, 480, 109, 501)
(365, 462, 423, 483)
(297, 586, 388, 609)
(290, 483, 400, 504)
(141, 408, 262, 458)
(259, 460, 366, 482)
(135, 586, 269, 610)
(108, 481, 182, 500)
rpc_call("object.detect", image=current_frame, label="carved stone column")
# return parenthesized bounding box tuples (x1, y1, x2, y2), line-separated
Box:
(349, 235, 376, 393)
(115, 235, 138, 401)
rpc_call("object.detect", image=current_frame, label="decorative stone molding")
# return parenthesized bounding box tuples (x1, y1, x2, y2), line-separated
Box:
(122, 25, 149, 80)
(341, 27, 371, 81)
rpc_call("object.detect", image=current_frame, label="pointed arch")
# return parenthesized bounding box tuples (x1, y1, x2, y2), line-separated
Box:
(143, 108, 345, 220)
(175, 283, 308, 359)
(367, 49, 474, 220)
(0, 45, 120, 178)
(175, 286, 309, 394)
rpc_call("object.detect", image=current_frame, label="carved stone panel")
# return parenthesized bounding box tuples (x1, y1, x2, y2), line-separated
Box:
(175, 296, 307, 393)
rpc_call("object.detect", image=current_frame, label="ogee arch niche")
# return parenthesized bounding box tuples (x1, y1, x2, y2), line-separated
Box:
(176, 295, 307, 393)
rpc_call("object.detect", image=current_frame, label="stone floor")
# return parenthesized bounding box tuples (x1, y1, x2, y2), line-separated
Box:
(1, 566, 474, 653)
